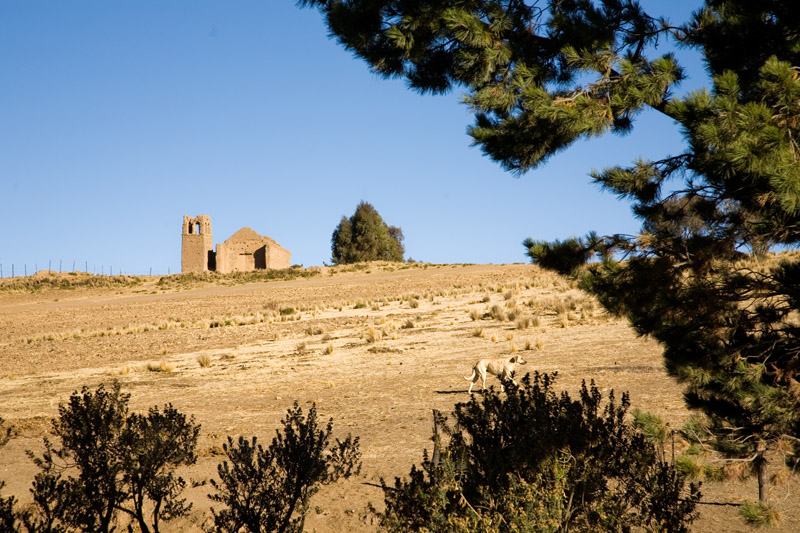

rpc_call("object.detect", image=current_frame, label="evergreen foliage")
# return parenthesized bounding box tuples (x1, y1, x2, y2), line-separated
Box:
(0, 417, 21, 533)
(331, 201, 404, 264)
(208, 402, 361, 533)
(376, 373, 700, 532)
(24, 382, 200, 533)
(523, 232, 604, 275)
(301, 0, 800, 503)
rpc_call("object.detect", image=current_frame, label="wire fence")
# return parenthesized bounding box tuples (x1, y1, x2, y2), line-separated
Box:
(0, 261, 174, 278)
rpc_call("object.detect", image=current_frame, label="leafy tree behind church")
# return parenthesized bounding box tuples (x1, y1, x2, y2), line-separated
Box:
(301, 0, 800, 513)
(331, 201, 404, 264)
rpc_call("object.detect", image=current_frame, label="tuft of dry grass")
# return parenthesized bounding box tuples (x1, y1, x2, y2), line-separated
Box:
(324, 344, 334, 355)
(516, 316, 533, 330)
(490, 304, 507, 322)
(770, 467, 791, 487)
(472, 328, 484, 338)
(197, 355, 211, 368)
(146, 361, 174, 373)
(305, 326, 324, 336)
(364, 326, 382, 344)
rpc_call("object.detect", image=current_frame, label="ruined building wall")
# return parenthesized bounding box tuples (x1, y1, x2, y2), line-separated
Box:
(181, 216, 291, 274)
(215, 227, 291, 273)
(263, 240, 291, 270)
(181, 215, 214, 272)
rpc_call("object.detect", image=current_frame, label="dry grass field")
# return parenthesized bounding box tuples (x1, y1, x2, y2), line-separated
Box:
(1, 263, 798, 531)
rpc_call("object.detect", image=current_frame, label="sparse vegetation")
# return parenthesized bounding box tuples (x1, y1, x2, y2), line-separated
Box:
(156, 266, 319, 289)
(739, 501, 782, 528)
(305, 326, 324, 336)
(0, 273, 145, 294)
(146, 361, 174, 373)
(209, 403, 361, 532)
(489, 304, 506, 322)
(364, 327, 382, 344)
(5, 263, 793, 526)
(375, 373, 700, 531)
(24, 382, 199, 532)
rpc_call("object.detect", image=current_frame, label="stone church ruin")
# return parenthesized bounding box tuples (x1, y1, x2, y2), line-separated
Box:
(181, 215, 291, 273)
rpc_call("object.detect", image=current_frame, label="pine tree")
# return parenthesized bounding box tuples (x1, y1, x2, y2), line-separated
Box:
(331, 216, 353, 264)
(331, 201, 404, 264)
(302, 0, 800, 504)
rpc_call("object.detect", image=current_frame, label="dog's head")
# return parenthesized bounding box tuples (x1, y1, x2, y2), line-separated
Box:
(510, 355, 526, 365)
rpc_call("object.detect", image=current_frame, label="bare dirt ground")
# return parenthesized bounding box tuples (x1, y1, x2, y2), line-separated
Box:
(1, 263, 798, 531)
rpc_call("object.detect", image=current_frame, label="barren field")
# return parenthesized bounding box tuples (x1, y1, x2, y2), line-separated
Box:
(1, 263, 798, 531)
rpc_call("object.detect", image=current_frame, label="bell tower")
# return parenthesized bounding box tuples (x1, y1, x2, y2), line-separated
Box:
(181, 215, 215, 272)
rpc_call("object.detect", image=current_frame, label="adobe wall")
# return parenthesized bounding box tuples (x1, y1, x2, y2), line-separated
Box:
(181, 215, 214, 273)
(216, 241, 255, 273)
(181, 216, 290, 274)
(215, 231, 291, 274)
(264, 242, 291, 270)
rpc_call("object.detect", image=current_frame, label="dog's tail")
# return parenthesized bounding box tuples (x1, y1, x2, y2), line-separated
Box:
(464, 368, 476, 381)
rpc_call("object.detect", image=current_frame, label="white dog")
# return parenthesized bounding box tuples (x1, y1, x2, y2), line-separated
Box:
(464, 355, 526, 393)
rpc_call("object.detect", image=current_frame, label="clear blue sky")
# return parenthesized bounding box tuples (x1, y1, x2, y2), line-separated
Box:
(1, 1, 706, 276)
